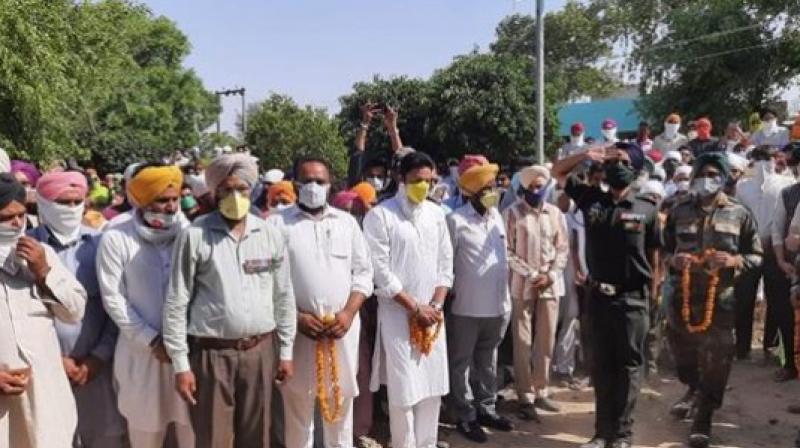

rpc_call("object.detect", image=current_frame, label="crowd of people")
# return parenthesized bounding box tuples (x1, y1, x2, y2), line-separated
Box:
(2, 103, 800, 448)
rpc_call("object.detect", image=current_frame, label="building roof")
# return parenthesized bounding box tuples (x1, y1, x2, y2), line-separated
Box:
(557, 97, 642, 138)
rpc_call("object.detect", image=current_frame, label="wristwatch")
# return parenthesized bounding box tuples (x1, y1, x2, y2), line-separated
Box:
(429, 300, 444, 313)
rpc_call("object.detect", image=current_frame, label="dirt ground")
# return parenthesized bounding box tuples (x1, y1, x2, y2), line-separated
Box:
(433, 355, 800, 448)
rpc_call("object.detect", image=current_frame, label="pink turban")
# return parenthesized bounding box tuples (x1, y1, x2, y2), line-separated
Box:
(37, 171, 88, 201)
(458, 155, 490, 176)
(10, 160, 40, 186)
(332, 191, 358, 210)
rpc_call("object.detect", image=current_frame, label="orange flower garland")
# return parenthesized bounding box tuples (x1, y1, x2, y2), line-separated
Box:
(409, 314, 443, 355)
(680, 249, 720, 334)
(316, 314, 343, 423)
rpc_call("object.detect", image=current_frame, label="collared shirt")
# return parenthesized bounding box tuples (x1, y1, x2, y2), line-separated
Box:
(564, 176, 663, 288)
(772, 183, 800, 246)
(652, 133, 688, 153)
(750, 127, 789, 148)
(736, 174, 795, 242)
(502, 199, 568, 300)
(29, 225, 117, 361)
(163, 212, 296, 373)
(447, 202, 510, 317)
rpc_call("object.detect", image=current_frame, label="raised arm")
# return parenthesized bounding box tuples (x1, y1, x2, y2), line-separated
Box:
(384, 106, 403, 154)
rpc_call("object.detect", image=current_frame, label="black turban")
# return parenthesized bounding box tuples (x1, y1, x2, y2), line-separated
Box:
(692, 152, 731, 180)
(0, 172, 26, 210)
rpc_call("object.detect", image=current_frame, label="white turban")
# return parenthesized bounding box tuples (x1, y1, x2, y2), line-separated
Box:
(262, 169, 284, 184)
(640, 179, 665, 200)
(0, 148, 10, 173)
(519, 165, 551, 189)
(727, 153, 747, 172)
(205, 153, 259, 196)
(675, 165, 693, 178)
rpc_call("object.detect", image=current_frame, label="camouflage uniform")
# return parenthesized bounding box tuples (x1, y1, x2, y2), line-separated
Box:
(664, 192, 762, 411)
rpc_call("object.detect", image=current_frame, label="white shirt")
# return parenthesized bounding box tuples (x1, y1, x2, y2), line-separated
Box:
(446, 203, 510, 318)
(363, 191, 454, 407)
(652, 132, 688, 153)
(557, 141, 587, 159)
(270, 205, 373, 398)
(736, 173, 795, 242)
(750, 126, 789, 148)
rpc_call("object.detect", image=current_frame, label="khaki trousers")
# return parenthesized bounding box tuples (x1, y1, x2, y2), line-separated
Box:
(189, 334, 276, 448)
(512, 293, 559, 404)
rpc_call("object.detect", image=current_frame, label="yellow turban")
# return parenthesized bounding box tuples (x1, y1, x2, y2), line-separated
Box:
(458, 163, 499, 196)
(128, 165, 183, 208)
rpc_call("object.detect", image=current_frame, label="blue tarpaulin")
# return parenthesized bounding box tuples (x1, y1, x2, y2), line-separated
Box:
(557, 98, 642, 139)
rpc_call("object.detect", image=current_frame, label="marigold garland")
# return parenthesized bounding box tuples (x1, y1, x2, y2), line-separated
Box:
(316, 314, 343, 423)
(680, 249, 720, 334)
(409, 313, 443, 355)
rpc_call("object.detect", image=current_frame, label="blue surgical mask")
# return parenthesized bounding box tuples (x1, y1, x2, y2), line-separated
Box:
(523, 188, 544, 208)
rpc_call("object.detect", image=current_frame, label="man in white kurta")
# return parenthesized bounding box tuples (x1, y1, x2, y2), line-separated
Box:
(271, 157, 374, 448)
(363, 151, 454, 448)
(0, 173, 87, 448)
(96, 165, 194, 448)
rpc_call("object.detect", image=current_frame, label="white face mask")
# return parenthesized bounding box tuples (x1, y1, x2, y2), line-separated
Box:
(764, 119, 778, 133)
(38, 197, 84, 243)
(143, 211, 179, 229)
(601, 128, 617, 141)
(664, 122, 680, 138)
(570, 134, 585, 146)
(0, 221, 25, 273)
(298, 182, 330, 209)
(366, 176, 385, 192)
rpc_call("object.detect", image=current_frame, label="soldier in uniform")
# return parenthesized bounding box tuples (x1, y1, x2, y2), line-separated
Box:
(553, 142, 663, 448)
(664, 152, 762, 448)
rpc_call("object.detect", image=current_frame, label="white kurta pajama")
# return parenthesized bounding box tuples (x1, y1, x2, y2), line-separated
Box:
(96, 214, 194, 447)
(363, 191, 454, 448)
(0, 245, 87, 448)
(271, 205, 374, 448)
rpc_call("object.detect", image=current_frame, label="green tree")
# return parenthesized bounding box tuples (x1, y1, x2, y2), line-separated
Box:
(491, 3, 621, 102)
(336, 76, 432, 156)
(245, 94, 348, 178)
(425, 52, 559, 163)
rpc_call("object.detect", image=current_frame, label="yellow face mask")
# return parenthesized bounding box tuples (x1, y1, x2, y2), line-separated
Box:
(219, 191, 251, 220)
(405, 180, 430, 205)
(479, 189, 500, 209)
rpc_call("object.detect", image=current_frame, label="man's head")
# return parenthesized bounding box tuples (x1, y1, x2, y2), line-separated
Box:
(36, 171, 88, 239)
(665, 113, 681, 125)
(128, 164, 183, 228)
(601, 118, 618, 141)
(497, 173, 511, 189)
(205, 153, 259, 221)
(518, 165, 551, 209)
(363, 156, 388, 191)
(571, 122, 585, 138)
(695, 118, 712, 140)
(761, 107, 778, 123)
(457, 156, 499, 212)
(294, 157, 332, 211)
(262, 169, 284, 188)
(399, 151, 435, 205)
(691, 152, 730, 200)
(0, 173, 28, 232)
(602, 143, 645, 191)
(267, 181, 297, 209)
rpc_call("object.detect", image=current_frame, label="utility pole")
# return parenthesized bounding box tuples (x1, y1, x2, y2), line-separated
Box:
(214, 88, 246, 137)
(535, 0, 545, 164)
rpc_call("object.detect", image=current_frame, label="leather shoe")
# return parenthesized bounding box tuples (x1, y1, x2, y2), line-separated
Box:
(477, 413, 514, 431)
(517, 402, 540, 422)
(456, 420, 487, 444)
(579, 437, 609, 448)
(534, 397, 562, 413)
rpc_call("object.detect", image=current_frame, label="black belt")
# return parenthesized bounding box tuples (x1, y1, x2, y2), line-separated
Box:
(189, 332, 272, 351)
(590, 280, 643, 297)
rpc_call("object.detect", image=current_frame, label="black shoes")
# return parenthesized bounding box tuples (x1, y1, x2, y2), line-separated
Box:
(456, 420, 487, 444)
(688, 406, 713, 448)
(534, 397, 562, 413)
(670, 388, 696, 419)
(477, 413, 515, 431)
(517, 402, 540, 422)
(579, 437, 609, 448)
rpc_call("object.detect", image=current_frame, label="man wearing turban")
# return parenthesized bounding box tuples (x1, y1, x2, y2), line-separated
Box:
(446, 157, 516, 443)
(664, 153, 762, 448)
(266, 180, 297, 215)
(29, 171, 127, 446)
(163, 154, 296, 447)
(503, 165, 569, 423)
(0, 173, 87, 448)
(97, 163, 195, 448)
(653, 113, 689, 154)
(689, 118, 721, 156)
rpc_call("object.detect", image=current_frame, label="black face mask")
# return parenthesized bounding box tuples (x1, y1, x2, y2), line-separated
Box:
(522, 188, 544, 208)
(603, 162, 636, 190)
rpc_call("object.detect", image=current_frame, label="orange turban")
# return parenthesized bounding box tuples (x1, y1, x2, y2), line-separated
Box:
(791, 115, 800, 141)
(267, 181, 296, 206)
(127, 165, 183, 208)
(351, 182, 377, 206)
(458, 162, 499, 196)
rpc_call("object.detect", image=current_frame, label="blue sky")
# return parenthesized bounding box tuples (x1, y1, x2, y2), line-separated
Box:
(142, 0, 567, 134)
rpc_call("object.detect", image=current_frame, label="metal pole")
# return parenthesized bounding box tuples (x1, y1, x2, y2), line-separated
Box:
(215, 92, 221, 135)
(241, 88, 247, 137)
(535, 0, 545, 164)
